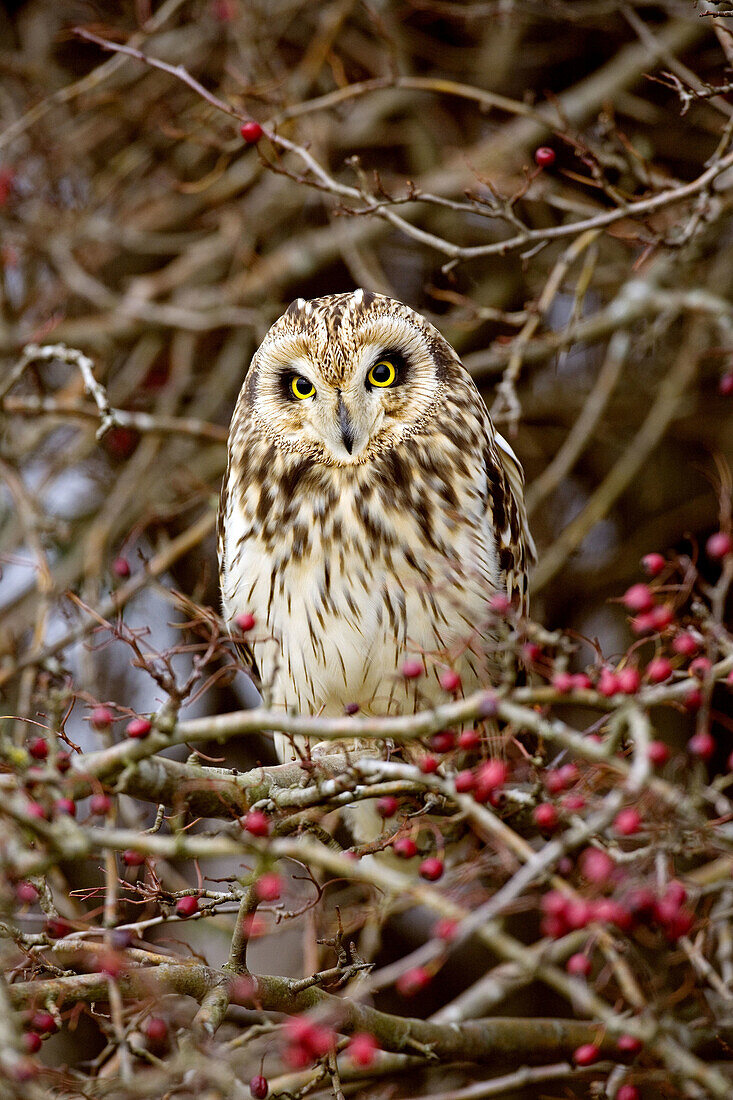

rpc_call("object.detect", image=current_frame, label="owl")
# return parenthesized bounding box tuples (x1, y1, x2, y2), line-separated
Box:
(218, 290, 535, 762)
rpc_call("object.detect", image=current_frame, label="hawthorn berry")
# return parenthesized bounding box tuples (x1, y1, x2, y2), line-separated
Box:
(623, 583, 654, 613)
(250, 1075, 269, 1099)
(419, 856, 444, 881)
(126, 717, 152, 739)
(419, 754, 439, 774)
(552, 671, 574, 693)
(454, 769, 476, 793)
(617, 1034, 643, 1054)
(255, 872, 282, 901)
(347, 1032, 379, 1067)
(55, 797, 76, 817)
(235, 612, 256, 631)
(16, 882, 39, 905)
(688, 731, 715, 759)
(240, 121, 264, 143)
(706, 531, 733, 559)
(393, 836, 417, 858)
(435, 917, 459, 941)
(90, 793, 112, 815)
(719, 372, 733, 396)
(30, 1011, 56, 1034)
(567, 953, 592, 976)
(474, 759, 507, 801)
(597, 669, 620, 697)
(684, 685, 704, 711)
(243, 810, 270, 836)
(579, 847, 614, 884)
(23, 1032, 41, 1054)
(614, 808, 641, 835)
(430, 729, 455, 753)
(112, 557, 130, 578)
(144, 1017, 168, 1044)
(642, 552, 665, 576)
(377, 795, 399, 818)
(616, 667, 641, 694)
(396, 966, 431, 996)
(439, 669, 461, 693)
(45, 917, 71, 939)
(176, 895, 199, 917)
(573, 1043, 600, 1066)
(673, 631, 698, 657)
(122, 849, 145, 867)
(533, 803, 558, 830)
(91, 706, 114, 730)
(689, 656, 712, 679)
(26, 801, 48, 820)
(27, 737, 49, 761)
(457, 728, 480, 750)
(646, 656, 672, 683)
(56, 751, 72, 773)
(616, 1087, 640, 1100)
(648, 741, 669, 768)
(534, 146, 555, 167)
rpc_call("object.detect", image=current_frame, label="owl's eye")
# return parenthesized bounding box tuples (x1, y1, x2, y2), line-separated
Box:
(291, 375, 315, 400)
(367, 360, 397, 388)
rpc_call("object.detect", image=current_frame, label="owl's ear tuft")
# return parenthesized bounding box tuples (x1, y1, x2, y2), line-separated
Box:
(353, 287, 376, 308)
(284, 297, 307, 317)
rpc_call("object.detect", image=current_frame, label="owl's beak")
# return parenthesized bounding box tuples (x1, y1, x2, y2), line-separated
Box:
(337, 392, 355, 454)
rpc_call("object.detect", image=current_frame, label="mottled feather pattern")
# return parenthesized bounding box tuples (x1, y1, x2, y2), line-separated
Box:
(218, 291, 534, 760)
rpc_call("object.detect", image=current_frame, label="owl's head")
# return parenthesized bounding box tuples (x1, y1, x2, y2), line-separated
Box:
(245, 289, 459, 464)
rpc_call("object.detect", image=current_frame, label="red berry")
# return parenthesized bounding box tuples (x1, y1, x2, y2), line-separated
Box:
(249, 1075, 269, 1099)
(176, 895, 199, 917)
(689, 656, 712, 679)
(684, 685, 704, 711)
(616, 667, 641, 694)
(719, 371, 733, 396)
(112, 557, 130, 578)
(706, 531, 733, 559)
(243, 810, 270, 836)
(563, 793, 586, 811)
(647, 657, 672, 683)
(522, 642, 542, 662)
(26, 801, 47, 820)
(344, 701, 360, 715)
(673, 632, 699, 656)
(642, 552, 665, 576)
(617, 1087, 640, 1100)
(630, 611, 657, 635)
(458, 728, 480, 750)
(567, 953, 592, 976)
(688, 731, 715, 759)
(419, 754, 439, 774)
(55, 751, 71, 773)
(91, 706, 114, 730)
(401, 658, 423, 679)
(377, 795, 399, 818)
(617, 1033, 643, 1054)
(27, 737, 48, 760)
(552, 671, 574, 694)
(347, 1032, 379, 1067)
(393, 836, 417, 858)
(430, 729, 455, 753)
(571, 673, 592, 691)
(126, 717, 152, 739)
(255, 872, 282, 901)
(45, 917, 71, 939)
(23, 1032, 42, 1054)
(396, 966, 431, 996)
(439, 669, 461, 693)
(90, 793, 112, 815)
(144, 1016, 168, 1043)
(435, 917, 459, 941)
(533, 803, 559, 830)
(623, 583, 654, 613)
(55, 797, 76, 817)
(30, 1011, 56, 1034)
(240, 121, 264, 143)
(614, 808, 641, 835)
(534, 146, 556, 167)
(579, 847, 615, 884)
(573, 1043, 600, 1066)
(235, 612, 256, 631)
(564, 899, 593, 930)
(122, 849, 145, 867)
(16, 881, 39, 905)
(419, 857, 444, 881)
(598, 669, 620, 697)
(474, 759, 508, 801)
(647, 739, 669, 765)
(454, 769, 476, 793)
(650, 604, 674, 631)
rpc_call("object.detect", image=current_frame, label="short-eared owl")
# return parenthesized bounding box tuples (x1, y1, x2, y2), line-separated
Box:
(218, 290, 534, 759)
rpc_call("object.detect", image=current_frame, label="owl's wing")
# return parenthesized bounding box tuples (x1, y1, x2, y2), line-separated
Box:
(485, 429, 536, 614)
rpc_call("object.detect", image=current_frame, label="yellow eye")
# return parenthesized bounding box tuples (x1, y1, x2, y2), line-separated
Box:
(367, 360, 397, 388)
(291, 375, 315, 400)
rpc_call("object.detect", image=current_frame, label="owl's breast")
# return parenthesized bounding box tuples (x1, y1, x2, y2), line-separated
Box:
(220, 455, 501, 717)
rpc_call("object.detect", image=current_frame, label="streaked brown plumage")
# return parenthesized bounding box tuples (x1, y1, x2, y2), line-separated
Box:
(218, 290, 534, 760)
